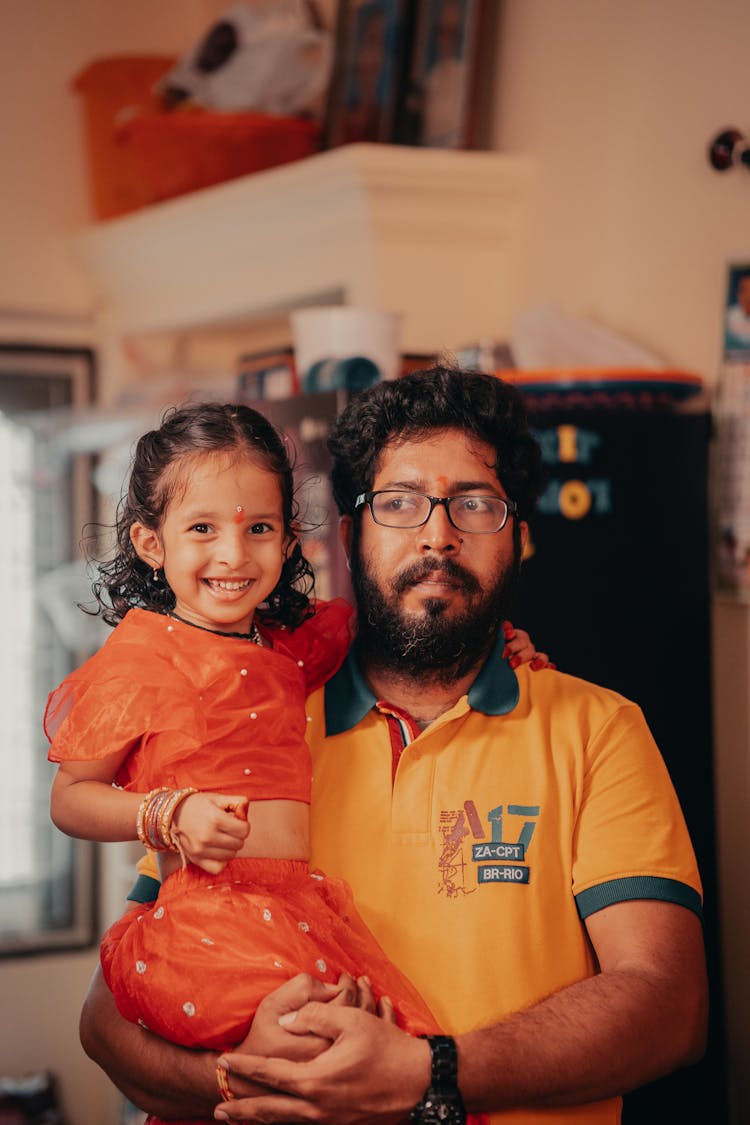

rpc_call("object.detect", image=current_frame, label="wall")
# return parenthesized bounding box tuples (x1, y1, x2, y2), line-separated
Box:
(2, 1, 750, 1123)
(493, 0, 750, 380)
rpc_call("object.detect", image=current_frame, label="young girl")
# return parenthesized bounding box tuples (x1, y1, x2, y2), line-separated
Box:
(45, 402, 543, 1119)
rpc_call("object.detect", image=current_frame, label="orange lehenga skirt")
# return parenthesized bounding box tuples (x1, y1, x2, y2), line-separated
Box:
(101, 857, 437, 1047)
(101, 857, 441, 1125)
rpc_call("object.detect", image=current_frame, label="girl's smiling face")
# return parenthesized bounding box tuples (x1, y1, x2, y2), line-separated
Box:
(131, 451, 290, 635)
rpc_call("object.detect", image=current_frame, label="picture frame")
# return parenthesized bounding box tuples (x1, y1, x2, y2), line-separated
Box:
(723, 260, 750, 359)
(395, 0, 487, 149)
(324, 0, 411, 148)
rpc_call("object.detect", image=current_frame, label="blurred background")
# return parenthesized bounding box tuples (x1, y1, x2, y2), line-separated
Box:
(1, 2, 750, 1122)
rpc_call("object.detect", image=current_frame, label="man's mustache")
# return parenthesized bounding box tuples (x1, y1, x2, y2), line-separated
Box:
(392, 558, 481, 596)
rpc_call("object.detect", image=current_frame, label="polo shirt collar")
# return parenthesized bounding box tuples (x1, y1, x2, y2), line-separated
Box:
(324, 630, 519, 736)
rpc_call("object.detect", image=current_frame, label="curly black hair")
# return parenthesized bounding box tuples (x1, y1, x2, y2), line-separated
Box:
(92, 402, 314, 629)
(327, 365, 542, 520)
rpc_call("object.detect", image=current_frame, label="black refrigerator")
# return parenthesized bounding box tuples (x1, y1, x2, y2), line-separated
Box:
(508, 402, 727, 1123)
(259, 389, 727, 1122)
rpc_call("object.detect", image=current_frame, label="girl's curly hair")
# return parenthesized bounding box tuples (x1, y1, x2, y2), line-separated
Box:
(91, 402, 314, 630)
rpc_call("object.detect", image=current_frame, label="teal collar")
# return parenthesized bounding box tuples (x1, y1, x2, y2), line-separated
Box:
(324, 630, 519, 736)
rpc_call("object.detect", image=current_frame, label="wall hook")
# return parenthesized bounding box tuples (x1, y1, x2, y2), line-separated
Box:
(708, 128, 750, 171)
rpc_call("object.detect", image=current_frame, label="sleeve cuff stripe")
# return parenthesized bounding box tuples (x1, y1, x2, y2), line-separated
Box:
(126, 874, 160, 904)
(575, 876, 703, 921)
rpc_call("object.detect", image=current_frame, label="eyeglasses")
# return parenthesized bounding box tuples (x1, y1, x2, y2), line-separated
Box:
(354, 490, 518, 534)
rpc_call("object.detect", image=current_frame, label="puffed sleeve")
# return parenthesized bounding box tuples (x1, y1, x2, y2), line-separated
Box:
(44, 615, 203, 787)
(271, 598, 354, 693)
(45, 668, 151, 764)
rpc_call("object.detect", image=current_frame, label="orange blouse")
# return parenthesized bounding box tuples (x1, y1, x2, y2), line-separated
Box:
(45, 601, 353, 803)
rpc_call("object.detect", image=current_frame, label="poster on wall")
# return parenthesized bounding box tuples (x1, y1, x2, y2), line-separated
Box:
(396, 0, 484, 148)
(325, 0, 410, 146)
(714, 262, 750, 598)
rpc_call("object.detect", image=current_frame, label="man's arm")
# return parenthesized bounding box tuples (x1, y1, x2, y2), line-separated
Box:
(80, 961, 370, 1119)
(214, 899, 707, 1124)
(80, 964, 221, 1119)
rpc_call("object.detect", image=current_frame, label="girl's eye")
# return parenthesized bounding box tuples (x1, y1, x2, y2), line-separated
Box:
(189, 523, 213, 534)
(249, 522, 273, 534)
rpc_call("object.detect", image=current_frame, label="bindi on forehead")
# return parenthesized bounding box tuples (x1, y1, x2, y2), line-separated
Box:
(232, 504, 245, 524)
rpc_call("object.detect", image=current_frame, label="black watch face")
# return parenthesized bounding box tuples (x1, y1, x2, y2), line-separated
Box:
(419, 1095, 465, 1124)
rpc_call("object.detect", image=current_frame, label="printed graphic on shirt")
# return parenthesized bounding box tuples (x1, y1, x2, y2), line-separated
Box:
(438, 800, 540, 897)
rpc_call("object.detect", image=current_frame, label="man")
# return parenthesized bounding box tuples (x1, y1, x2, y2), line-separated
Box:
(80, 367, 706, 1124)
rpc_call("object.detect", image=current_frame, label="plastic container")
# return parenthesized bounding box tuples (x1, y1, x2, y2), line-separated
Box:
(72, 55, 177, 219)
(114, 110, 321, 209)
(72, 56, 321, 219)
(290, 307, 402, 384)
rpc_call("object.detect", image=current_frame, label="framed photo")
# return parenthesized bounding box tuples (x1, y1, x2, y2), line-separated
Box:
(714, 261, 750, 597)
(397, 0, 486, 149)
(723, 261, 750, 359)
(325, 0, 410, 147)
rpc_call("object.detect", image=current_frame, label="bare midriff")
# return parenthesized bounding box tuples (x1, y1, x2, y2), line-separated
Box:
(157, 798, 311, 881)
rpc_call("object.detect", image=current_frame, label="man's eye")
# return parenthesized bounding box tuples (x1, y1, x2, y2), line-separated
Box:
(456, 496, 492, 514)
(384, 494, 417, 511)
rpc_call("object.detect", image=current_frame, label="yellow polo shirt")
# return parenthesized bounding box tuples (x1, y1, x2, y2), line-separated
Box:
(306, 637, 702, 1125)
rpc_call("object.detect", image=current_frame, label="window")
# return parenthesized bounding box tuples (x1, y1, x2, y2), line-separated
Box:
(0, 345, 97, 955)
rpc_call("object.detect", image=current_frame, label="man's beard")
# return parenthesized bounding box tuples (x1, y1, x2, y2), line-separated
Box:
(351, 542, 521, 685)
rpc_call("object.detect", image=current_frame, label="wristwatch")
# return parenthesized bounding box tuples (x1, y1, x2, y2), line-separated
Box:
(410, 1035, 467, 1125)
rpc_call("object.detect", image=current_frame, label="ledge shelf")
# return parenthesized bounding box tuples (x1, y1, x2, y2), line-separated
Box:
(73, 143, 532, 393)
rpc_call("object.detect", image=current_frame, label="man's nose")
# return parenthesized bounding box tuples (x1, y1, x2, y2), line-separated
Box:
(418, 501, 462, 552)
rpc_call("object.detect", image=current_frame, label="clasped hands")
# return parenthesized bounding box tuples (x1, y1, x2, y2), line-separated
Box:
(213, 972, 431, 1125)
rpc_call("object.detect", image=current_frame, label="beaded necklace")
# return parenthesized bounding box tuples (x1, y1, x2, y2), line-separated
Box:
(168, 611, 263, 646)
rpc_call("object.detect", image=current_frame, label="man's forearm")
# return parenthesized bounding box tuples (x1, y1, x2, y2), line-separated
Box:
(457, 960, 706, 1113)
(459, 904, 707, 1113)
(80, 965, 219, 1119)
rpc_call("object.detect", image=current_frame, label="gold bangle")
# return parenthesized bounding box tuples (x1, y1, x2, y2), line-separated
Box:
(165, 787, 200, 851)
(135, 787, 170, 848)
(216, 1061, 235, 1101)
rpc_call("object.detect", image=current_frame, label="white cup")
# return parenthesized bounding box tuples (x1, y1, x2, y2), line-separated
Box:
(290, 306, 402, 383)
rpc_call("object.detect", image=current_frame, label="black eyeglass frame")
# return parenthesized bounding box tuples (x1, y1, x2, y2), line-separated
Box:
(354, 490, 519, 534)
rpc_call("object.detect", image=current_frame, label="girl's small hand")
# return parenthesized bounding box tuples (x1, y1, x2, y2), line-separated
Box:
(235, 973, 360, 1066)
(502, 620, 556, 672)
(171, 792, 250, 874)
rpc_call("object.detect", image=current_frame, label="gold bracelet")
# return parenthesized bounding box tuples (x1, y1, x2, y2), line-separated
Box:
(216, 1061, 235, 1101)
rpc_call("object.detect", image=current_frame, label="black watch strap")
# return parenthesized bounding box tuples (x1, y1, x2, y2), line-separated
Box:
(411, 1035, 466, 1125)
(425, 1035, 459, 1090)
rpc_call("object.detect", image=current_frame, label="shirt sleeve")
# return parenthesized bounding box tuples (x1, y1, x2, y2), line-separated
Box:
(571, 701, 703, 921)
(126, 849, 160, 903)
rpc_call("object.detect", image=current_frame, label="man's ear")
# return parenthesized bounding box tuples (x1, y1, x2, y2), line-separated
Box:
(338, 515, 353, 563)
(130, 523, 164, 569)
(519, 520, 530, 559)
